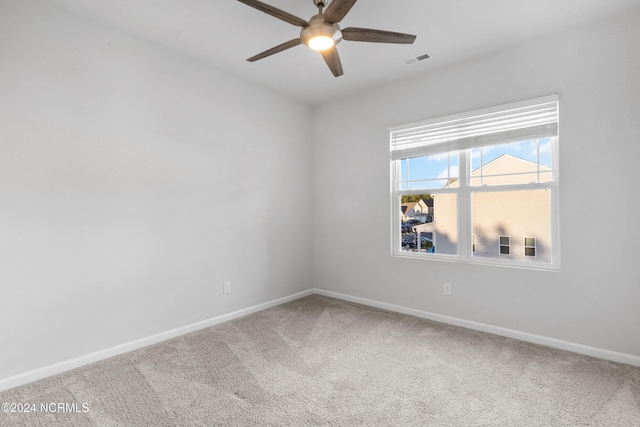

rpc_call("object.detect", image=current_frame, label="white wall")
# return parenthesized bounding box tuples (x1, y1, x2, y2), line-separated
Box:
(313, 9, 640, 357)
(0, 0, 313, 380)
(2, 0, 639, 387)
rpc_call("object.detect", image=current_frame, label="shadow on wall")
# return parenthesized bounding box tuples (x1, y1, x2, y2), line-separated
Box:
(429, 228, 456, 256)
(473, 224, 550, 263)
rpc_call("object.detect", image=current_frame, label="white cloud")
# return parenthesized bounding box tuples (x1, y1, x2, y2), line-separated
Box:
(437, 165, 458, 179)
(539, 140, 552, 153)
(428, 152, 449, 162)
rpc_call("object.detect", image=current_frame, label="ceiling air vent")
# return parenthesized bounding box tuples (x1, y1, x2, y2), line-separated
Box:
(405, 52, 431, 65)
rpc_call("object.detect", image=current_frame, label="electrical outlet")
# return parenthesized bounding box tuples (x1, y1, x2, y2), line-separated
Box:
(223, 281, 231, 294)
(444, 283, 452, 295)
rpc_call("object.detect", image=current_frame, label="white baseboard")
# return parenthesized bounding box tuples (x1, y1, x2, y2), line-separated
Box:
(0, 289, 313, 392)
(314, 288, 640, 368)
(3, 287, 638, 392)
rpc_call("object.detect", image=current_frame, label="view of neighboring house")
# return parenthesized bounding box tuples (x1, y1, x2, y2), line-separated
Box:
(400, 199, 432, 222)
(411, 154, 552, 262)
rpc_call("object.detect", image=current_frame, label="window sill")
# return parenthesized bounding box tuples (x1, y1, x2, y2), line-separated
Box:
(392, 251, 560, 272)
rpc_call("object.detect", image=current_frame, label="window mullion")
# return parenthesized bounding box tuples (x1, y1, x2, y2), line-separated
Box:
(469, 182, 552, 193)
(458, 150, 471, 260)
(391, 160, 401, 255)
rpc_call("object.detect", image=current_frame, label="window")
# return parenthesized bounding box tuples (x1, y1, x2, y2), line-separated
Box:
(524, 237, 536, 257)
(390, 95, 560, 269)
(499, 236, 510, 255)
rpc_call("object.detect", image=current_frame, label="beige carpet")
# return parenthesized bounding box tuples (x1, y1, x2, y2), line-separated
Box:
(1, 295, 639, 426)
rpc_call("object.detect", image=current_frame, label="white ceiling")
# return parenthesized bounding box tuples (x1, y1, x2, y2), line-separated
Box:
(47, 0, 640, 105)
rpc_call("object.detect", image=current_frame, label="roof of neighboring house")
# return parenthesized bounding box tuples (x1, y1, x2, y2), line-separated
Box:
(446, 154, 552, 187)
(472, 153, 551, 176)
(402, 199, 432, 214)
(401, 202, 418, 213)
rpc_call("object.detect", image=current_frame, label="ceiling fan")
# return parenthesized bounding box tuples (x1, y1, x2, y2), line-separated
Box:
(237, 0, 417, 77)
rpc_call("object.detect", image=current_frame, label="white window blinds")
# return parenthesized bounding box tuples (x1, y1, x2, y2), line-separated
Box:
(390, 94, 559, 161)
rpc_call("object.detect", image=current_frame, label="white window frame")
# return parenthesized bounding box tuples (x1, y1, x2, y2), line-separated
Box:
(390, 95, 561, 270)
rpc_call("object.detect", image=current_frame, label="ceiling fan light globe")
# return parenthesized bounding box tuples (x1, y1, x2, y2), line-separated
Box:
(308, 36, 334, 51)
(300, 15, 342, 52)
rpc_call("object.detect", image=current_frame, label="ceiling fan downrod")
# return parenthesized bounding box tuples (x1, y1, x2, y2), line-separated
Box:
(313, 0, 326, 13)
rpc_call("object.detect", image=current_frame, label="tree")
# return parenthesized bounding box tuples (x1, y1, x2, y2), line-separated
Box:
(401, 194, 432, 203)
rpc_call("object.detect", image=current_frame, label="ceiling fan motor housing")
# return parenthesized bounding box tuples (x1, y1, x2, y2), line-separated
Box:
(300, 14, 342, 48)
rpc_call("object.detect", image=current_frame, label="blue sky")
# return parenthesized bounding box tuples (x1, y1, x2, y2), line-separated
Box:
(400, 138, 552, 190)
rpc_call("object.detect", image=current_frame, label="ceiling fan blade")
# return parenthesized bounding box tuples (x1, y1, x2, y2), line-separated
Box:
(237, 0, 308, 27)
(342, 27, 416, 44)
(321, 46, 344, 77)
(247, 38, 302, 62)
(323, 0, 357, 24)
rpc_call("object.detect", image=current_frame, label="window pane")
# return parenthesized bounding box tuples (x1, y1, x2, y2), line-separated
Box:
(398, 152, 459, 190)
(524, 237, 536, 247)
(500, 246, 510, 255)
(399, 159, 407, 190)
(399, 193, 457, 255)
(471, 189, 552, 263)
(470, 139, 552, 186)
(525, 247, 536, 257)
